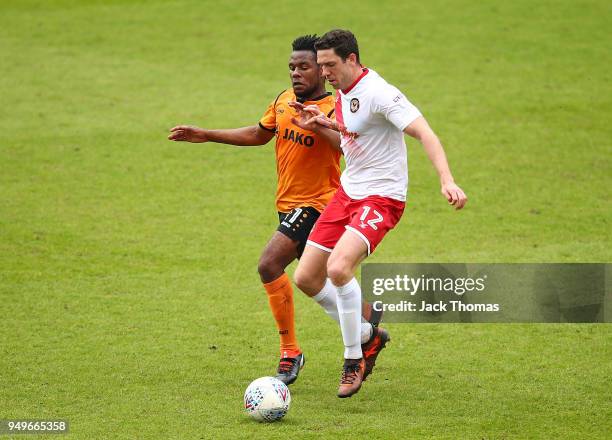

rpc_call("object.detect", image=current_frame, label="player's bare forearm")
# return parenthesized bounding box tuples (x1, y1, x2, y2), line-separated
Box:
(404, 116, 467, 209)
(206, 125, 274, 146)
(420, 132, 454, 185)
(316, 126, 341, 150)
(168, 125, 274, 146)
(404, 117, 453, 182)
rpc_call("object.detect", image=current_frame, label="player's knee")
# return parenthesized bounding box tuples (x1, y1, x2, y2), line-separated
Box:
(327, 258, 352, 286)
(293, 266, 318, 293)
(257, 256, 282, 284)
(293, 266, 308, 291)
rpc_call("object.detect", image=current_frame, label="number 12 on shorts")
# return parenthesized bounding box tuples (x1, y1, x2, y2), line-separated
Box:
(359, 206, 383, 230)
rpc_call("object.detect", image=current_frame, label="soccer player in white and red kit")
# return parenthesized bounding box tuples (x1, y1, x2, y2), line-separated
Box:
(291, 29, 467, 398)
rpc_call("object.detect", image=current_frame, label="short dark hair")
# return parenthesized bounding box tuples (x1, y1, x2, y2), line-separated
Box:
(315, 29, 360, 63)
(292, 34, 318, 53)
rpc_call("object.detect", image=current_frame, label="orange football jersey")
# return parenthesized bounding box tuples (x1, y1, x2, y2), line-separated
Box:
(259, 89, 341, 213)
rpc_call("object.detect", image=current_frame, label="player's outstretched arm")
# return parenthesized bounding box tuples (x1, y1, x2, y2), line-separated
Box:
(404, 116, 468, 210)
(168, 125, 274, 146)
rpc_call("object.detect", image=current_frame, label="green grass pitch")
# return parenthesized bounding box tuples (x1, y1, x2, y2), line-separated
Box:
(1, 0, 610, 438)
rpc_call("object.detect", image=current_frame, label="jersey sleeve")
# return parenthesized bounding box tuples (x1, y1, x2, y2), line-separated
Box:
(259, 91, 286, 132)
(259, 100, 277, 132)
(373, 85, 422, 131)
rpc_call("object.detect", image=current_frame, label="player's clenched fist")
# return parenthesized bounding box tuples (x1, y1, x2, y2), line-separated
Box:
(168, 125, 209, 143)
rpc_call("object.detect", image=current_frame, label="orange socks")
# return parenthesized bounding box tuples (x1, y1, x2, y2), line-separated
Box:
(263, 273, 301, 358)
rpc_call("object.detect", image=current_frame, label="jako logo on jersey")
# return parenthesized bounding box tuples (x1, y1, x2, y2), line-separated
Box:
(282, 128, 314, 147)
(350, 98, 359, 113)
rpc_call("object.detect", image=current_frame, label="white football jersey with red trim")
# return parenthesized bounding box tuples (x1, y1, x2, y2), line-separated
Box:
(335, 69, 422, 201)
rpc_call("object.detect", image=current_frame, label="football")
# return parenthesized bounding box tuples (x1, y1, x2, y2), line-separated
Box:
(243, 377, 291, 422)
